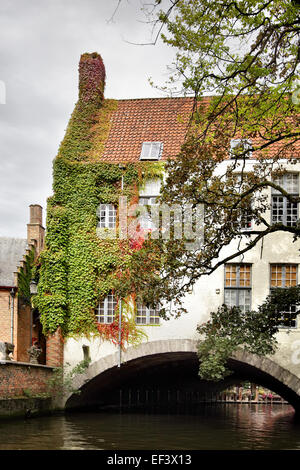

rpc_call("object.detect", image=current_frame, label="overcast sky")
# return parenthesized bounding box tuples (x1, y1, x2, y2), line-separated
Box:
(0, 0, 174, 238)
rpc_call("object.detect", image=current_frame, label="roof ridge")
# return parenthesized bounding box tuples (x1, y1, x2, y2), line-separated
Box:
(107, 96, 213, 102)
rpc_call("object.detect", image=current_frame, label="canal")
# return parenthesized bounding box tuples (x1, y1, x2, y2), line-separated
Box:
(0, 404, 300, 450)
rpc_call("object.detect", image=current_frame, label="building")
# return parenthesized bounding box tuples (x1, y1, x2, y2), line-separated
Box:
(0, 205, 45, 362)
(33, 53, 300, 409)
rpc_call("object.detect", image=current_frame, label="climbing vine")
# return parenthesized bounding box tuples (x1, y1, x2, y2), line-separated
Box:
(95, 295, 148, 350)
(33, 53, 165, 348)
(18, 246, 36, 305)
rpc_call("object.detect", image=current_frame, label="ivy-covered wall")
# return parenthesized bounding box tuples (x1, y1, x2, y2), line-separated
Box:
(18, 246, 35, 306)
(34, 52, 164, 349)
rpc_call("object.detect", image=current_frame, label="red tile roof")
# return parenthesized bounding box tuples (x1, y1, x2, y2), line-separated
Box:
(101, 97, 196, 163)
(97, 96, 299, 163)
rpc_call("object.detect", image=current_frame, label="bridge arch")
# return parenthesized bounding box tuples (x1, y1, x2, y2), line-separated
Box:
(65, 339, 300, 412)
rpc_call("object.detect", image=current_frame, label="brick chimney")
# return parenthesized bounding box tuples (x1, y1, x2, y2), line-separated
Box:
(78, 52, 106, 103)
(27, 204, 45, 255)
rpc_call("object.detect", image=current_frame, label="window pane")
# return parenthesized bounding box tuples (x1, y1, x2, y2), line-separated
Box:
(286, 174, 299, 194)
(225, 265, 236, 287)
(238, 289, 251, 313)
(136, 304, 147, 324)
(271, 265, 282, 287)
(240, 265, 251, 287)
(140, 142, 162, 160)
(240, 210, 252, 230)
(272, 176, 284, 193)
(285, 265, 297, 287)
(272, 196, 284, 224)
(224, 289, 237, 307)
(271, 174, 298, 226)
(225, 289, 251, 312)
(136, 304, 160, 325)
(272, 174, 298, 194)
(140, 143, 151, 159)
(225, 264, 251, 287)
(277, 304, 297, 328)
(286, 201, 298, 227)
(150, 143, 161, 159)
(138, 197, 157, 230)
(148, 307, 160, 325)
(98, 204, 116, 229)
(96, 292, 117, 323)
(270, 265, 298, 328)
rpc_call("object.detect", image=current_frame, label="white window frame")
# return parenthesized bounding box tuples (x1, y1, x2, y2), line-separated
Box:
(95, 292, 117, 324)
(138, 196, 158, 230)
(138, 178, 162, 230)
(270, 264, 298, 329)
(239, 209, 253, 231)
(98, 204, 117, 229)
(140, 142, 163, 160)
(136, 304, 160, 325)
(231, 174, 253, 231)
(271, 174, 299, 227)
(224, 264, 252, 313)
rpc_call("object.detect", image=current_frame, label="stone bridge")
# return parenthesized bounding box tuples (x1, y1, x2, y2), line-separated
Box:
(63, 231, 300, 414)
(64, 339, 300, 413)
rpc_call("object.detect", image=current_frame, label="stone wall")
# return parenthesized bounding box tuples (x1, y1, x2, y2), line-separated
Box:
(0, 397, 53, 418)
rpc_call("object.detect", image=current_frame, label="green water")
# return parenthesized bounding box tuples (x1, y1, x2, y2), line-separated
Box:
(0, 404, 299, 450)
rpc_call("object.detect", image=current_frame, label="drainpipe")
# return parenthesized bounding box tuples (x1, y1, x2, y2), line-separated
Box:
(118, 298, 122, 368)
(9, 288, 16, 345)
(118, 164, 125, 368)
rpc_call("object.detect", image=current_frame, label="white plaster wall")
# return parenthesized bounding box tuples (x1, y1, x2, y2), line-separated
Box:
(64, 162, 300, 378)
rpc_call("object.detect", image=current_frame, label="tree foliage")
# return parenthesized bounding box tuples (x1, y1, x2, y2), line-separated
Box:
(128, 0, 300, 317)
(197, 285, 300, 380)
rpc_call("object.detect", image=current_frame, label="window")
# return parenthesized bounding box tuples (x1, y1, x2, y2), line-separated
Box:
(230, 139, 252, 159)
(136, 304, 160, 325)
(240, 209, 253, 231)
(138, 196, 158, 230)
(271, 174, 298, 227)
(224, 264, 251, 313)
(95, 292, 117, 324)
(138, 178, 161, 230)
(232, 174, 252, 231)
(98, 204, 117, 229)
(140, 142, 163, 160)
(270, 264, 298, 328)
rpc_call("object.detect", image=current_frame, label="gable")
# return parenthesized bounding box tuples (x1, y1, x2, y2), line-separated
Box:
(0, 238, 27, 287)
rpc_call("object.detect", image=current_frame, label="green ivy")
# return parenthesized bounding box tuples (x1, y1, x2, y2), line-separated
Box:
(33, 53, 164, 342)
(35, 159, 163, 338)
(18, 246, 35, 305)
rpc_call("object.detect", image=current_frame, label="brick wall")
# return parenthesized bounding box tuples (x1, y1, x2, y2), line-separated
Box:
(16, 301, 31, 362)
(0, 290, 11, 344)
(46, 328, 64, 367)
(0, 204, 46, 364)
(1, 289, 64, 366)
(0, 361, 54, 398)
(0, 289, 31, 362)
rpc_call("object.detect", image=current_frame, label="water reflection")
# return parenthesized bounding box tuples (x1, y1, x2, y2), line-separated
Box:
(0, 405, 299, 450)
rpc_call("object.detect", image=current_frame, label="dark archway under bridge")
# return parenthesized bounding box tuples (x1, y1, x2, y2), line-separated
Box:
(65, 340, 300, 414)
